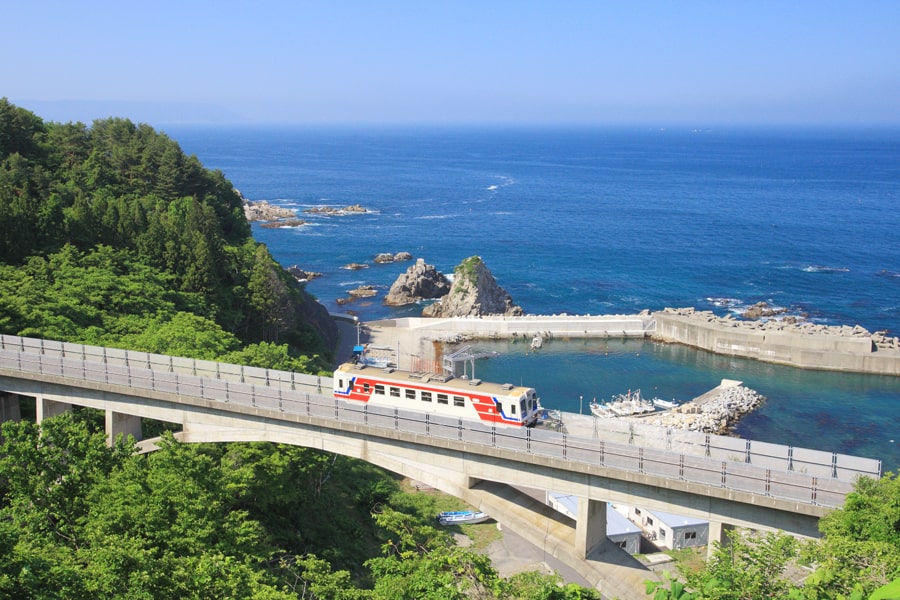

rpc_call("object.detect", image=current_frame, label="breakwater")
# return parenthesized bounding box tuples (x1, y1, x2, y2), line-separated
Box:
(646, 380, 765, 434)
(652, 308, 900, 376)
(366, 311, 900, 377)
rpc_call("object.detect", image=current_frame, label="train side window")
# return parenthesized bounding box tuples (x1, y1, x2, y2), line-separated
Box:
(363, 383, 370, 393)
(437, 393, 449, 405)
(374, 384, 385, 395)
(510, 403, 516, 415)
(405, 389, 416, 400)
(421, 391, 432, 402)
(390, 386, 400, 398)
(338, 379, 343, 388)
(453, 395, 465, 407)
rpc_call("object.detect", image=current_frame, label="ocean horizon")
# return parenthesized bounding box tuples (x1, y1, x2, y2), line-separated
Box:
(169, 124, 900, 470)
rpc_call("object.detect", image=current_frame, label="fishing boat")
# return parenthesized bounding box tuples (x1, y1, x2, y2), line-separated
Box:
(437, 510, 490, 526)
(591, 389, 656, 417)
(651, 398, 679, 410)
(589, 400, 615, 418)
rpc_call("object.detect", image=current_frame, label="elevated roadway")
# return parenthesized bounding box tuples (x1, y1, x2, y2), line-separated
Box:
(0, 334, 881, 598)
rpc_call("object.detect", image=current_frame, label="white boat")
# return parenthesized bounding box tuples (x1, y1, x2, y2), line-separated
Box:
(437, 510, 490, 526)
(589, 401, 615, 418)
(652, 398, 679, 410)
(530, 335, 543, 350)
(592, 389, 656, 417)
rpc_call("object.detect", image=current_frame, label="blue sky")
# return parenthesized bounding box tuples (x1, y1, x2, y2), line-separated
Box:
(4, 1, 899, 126)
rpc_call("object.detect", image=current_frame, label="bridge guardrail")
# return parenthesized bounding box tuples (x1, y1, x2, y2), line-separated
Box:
(0, 335, 872, 509)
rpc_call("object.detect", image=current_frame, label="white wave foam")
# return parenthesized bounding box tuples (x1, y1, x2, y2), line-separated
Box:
(705, 297, 742, 308)
(415, 214, 454, 220)
(802, 265, 850, 273)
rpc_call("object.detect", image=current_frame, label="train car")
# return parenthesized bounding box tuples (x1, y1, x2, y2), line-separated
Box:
(333, 362, 541, 427)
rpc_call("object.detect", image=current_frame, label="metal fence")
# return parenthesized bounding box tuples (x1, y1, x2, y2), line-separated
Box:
(0, 334, 871, 509)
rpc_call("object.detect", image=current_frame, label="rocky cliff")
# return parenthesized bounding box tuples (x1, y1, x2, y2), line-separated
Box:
(422, 256, 524, 318)
(383, 258, 451, 306)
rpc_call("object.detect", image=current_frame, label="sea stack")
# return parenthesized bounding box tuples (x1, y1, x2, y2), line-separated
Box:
(422, 256, 524, 318)
(383, 258, 451, 306)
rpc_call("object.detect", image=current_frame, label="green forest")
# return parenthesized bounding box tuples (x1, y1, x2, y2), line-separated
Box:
(1, 98, 899, 599)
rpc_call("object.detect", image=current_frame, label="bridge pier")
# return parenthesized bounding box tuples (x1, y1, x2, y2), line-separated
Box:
(106, 411, 143, 446)
(575, 497, 607, 558)
(36, 396, 71, 422)
(0, 392, 22, 423)
(707, 520, 735, 558)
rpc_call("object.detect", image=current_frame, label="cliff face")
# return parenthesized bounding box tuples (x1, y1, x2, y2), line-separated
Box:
(292, 288, 339, 354)
(422, 256, 524, 318)
(383, 258, 451, 306)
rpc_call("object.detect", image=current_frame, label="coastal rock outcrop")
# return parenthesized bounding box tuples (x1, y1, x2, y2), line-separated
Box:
(383, 258, 451, 306)
(303, 204, 368, 216)
(285, 265, 322, 282)
(243, 199, 298, 222)
(422, 256, 524, 318)
(374, 251, 414, 264)
(741, 301, 791, 320)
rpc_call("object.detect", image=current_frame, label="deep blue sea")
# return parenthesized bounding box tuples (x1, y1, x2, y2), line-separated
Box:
(168, 125, 900, 470)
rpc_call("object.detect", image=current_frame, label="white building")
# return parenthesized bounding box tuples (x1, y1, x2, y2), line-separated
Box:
(547, 493, 642, 555)
(628, 506, 708, 550)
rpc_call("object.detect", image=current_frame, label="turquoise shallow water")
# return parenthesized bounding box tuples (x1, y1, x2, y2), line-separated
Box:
(168, 125, 900, 470)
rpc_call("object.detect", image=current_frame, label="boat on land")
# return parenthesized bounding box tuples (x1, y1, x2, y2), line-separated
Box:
(652, 398, 679, 410)
(590, 389, 657, 418)
(589, 401, 615, 418)
(437, 510, 490, 526)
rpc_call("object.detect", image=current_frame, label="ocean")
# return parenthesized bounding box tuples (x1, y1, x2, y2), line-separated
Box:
(168, 125, 900, 470)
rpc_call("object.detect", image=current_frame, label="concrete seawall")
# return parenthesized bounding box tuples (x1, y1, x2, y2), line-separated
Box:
(370, 313, 654, 340)
(362, 310, 900, 377)
(652, 308, 900, 376)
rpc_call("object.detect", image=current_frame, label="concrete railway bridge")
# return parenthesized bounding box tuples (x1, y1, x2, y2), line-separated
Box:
(0, 335, 882, 597)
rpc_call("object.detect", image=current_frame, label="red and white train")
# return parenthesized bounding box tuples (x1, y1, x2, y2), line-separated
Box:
(333, 362, 541, 427)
